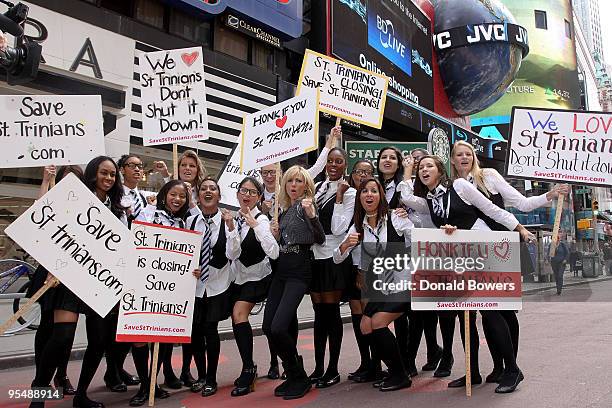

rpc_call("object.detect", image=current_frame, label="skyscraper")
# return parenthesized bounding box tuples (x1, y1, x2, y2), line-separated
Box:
(572, 0, 605, 61)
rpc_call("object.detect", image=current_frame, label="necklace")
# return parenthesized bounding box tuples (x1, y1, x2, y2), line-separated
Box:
(365, 212, 377, 218)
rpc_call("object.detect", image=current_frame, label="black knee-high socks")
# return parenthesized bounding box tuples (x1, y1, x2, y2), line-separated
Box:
(131, 345, 149, 390)
(351, 314, 371, 370)
(181, 343, 193, 376)
(204, 322, 221, 383)
(500, 310, 519, 357)
(161, 344, 176, 379)
(423, 311, 440, 359)
(33, 322, 77, 387)
(313, 303, 342, 375)
(233, 321, 254, 368)
(393, 313, 409, 364)
(76, 314, 112, 398)
(457, 311, 479, 374)
(369, 328, 407, 378)
(191, 325, 207, 380)
(312, 303, 327, 373)
(438, 311, 456, 362)
(481, 311, 519, 373)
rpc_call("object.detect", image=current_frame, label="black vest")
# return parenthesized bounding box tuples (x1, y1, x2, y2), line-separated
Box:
(386, 213, 404, 243)
(315, 181, 336, 235)
(428, 187, 479, 230)
(239, 213, 267, 267)
(190, 215, 229, 270)
(474, 191, 508, 231)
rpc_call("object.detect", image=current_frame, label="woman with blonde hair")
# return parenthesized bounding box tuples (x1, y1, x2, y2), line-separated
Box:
(263, 165, 325, 400)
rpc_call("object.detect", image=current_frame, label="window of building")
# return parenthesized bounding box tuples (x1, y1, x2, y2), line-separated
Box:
(565, 19, 572, 39)
(100, 0, 134, 17)
(135, 0, 165, 29)
(169, 9, 212, 47)
(535, 10, 548, 29)
(252, 41, 275, 71)
(214, 25, 249, 62)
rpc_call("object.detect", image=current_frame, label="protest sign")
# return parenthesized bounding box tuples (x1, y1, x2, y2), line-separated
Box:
(297, 49, 388, 129)
(0, 95, 105, 168)
(410, 229, 522, 311)
(139, 46, 209, 146)
(5, 173, 132, 317)
(507, 107, 612, 187)
(240, 89, 319, 172)
(116, 221, 201, 343)
(217, 141, 261, 210)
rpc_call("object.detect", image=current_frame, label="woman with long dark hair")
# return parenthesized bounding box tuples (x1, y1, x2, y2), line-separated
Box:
(334, 177, 414, 392)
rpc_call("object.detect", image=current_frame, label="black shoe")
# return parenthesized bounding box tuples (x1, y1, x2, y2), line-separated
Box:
(180, 371, 196, 387)
(128, 390, 147, 407)
(282, 356, 311, 400)
(154, 386, 170, 399)
(53, 375, 76, 396)
(422, 346, 443, 371)
(495, 370, 524, 394)
(201, 382, 217, 397)
(163, 374, 182, 390)
(348, 365, 370, 381)
(119, 370, 140, 386)
(372, 373, 390, 388)
(308, 368, 324, 384)
(486, 367, 504, 383)
(379, 375, 412, 392)
(268, 364, 280, 380)
(190, 379, 205, 393)
(231, 366, 257, 397)
(447, 374, 482, 388)
(104, 381, 127, 393)
(72, 394, 104, 408)
(315, 372, 340, 388)
(352, 369, 377, 383)
(274, 379, 291, 397)
(433, 356, 454, 378)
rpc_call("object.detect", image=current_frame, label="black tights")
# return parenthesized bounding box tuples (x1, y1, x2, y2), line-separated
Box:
(104, 313, 131, 384)
(481, 311, 519, 373)
(393, 313, 409, 365)
(33, 321, 77, 388)
(407, 311, 440, 364)
(351, 314, 372, 370)
(192, 322, 221, 383)
(76, 314, 114, 397)
(34, 309, 73, 381)
(312, 301, 343, 375)
(438, 311, 479, 373)
(369, 326, 407, 378)
(262, 277, 308, 363)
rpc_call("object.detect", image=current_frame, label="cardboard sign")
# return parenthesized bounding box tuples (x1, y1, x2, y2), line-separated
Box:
(5, 173, 132, 317)
(217, 141, 262, 210)
(0, 95, 105, 168)
(139, 46, 209, 146)
(507, 107, 612, 187)
(297, 49, 388, 128)
(240, 89, 319, 172)
(116, 221, 201, 343)
(411, 229, 522, 311)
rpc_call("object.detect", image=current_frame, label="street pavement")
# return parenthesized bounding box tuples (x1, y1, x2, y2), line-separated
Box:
(1, 277, 612, 407)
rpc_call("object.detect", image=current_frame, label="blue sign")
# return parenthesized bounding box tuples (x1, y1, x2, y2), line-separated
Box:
(165, 0, 302, 39)
(367, 0, 412, 77)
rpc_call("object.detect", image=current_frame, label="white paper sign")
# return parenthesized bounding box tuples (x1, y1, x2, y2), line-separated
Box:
(507, 107, 612, 187)
(0, 95, 105, 168)
(116, 221, 200, 343)
(217, 141, 261, 210)
(411, 229, 522, 311)
(139, 46, 209, 146)
(5, 174, 132, 316)
(297, 49, 388, 129)
(240, 89, 319, 172)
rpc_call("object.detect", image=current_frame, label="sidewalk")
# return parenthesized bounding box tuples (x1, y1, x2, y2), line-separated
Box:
(522, 269, 612, 294)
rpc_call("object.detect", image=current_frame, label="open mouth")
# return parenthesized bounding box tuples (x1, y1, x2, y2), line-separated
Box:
(421, 173, 431, 182)
(203, 193, 214, 202)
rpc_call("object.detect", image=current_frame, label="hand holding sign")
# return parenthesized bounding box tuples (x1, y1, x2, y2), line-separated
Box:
(326, 126, 342, 149)
(546, 184, 571, 200)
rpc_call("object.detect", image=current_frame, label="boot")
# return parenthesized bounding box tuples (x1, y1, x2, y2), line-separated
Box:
(274, 360, 293, 397)
(282, 355, 311, 400)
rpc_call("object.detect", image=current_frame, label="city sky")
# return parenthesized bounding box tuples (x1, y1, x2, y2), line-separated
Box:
(599, 0, 612, 65)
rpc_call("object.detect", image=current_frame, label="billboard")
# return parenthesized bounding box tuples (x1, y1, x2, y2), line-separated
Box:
(332, 0, 434, 111)
(471, 0, 580, 137)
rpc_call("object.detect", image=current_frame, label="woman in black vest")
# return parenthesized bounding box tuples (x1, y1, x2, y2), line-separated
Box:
(403, 155, 532, 393)
(308, 147, 354, 387)
(186, 177, 234, 398)
(227, 177, 279, 396)
(334, 177, 413, 392)
(450, 141, 567, 391)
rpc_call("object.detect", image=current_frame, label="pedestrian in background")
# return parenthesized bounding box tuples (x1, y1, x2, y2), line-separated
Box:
(550, 235, 570, 295)
(569, 245, 580, 277)
(603, 243, 612, 276)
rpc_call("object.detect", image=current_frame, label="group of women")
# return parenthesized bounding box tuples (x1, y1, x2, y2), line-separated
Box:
(27, 127, 568, 407)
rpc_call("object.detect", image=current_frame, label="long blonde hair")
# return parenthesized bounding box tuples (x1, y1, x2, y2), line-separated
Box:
(177, 150, 207, 189)
(278, 165, 316, 210)
(450, 141, 490, 197)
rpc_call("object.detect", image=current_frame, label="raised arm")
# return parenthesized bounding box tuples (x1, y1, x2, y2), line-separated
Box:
(484, 169, 549, 212)
(397, 180, 430, 214)
(307, 126, 340, 179)
(454, 178, 519, 231)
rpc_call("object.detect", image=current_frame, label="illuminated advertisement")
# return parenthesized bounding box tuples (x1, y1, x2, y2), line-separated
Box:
(332, 0, 434, 110)
(471, 0, 580, 138)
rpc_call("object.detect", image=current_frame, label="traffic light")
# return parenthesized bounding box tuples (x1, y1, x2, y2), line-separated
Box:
(593, 200, 599, 214)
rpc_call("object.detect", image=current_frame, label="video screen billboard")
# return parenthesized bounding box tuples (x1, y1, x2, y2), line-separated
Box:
(332, 0, 434, 111)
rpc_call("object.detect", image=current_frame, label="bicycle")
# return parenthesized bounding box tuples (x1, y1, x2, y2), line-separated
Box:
(0, 259, 41, 335)
(250, 300, 265, 316)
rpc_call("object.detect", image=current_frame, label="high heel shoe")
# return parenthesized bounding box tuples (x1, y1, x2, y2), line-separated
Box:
(230, 366, 257, 397)
(53, 375, 76, 396)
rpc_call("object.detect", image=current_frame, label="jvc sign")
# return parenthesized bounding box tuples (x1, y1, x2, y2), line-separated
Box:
(166, 0, 302, 39)
(367, 2, 411, 77)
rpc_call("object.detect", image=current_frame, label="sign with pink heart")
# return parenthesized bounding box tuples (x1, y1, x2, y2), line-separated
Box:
(138, 46, 209, 146)
(239, 88, 319, 172)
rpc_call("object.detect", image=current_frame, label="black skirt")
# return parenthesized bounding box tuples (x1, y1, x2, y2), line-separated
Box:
(193, 289, 232, 324)
(310, 257, 352, 293)
(53, 283, 90, 315)
(363, 300, 411, 317)
(231, 275, 272, 304)
(343, 264, 362, 301)
(26, 265, 56, 312)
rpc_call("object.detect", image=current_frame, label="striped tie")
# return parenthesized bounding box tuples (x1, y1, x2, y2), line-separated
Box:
(315, 182, 329, 208)
(236, 216, 245, 235)
(199, 218, 212, 283)
(130, 190, 142, 218)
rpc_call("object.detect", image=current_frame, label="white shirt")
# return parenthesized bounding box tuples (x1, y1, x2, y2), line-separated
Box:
(312, 179, 354, 259)
(473, 169, 550, 212)
(397, 178, 519, 231)
(121, 185, 156, 213)
(331, 187, 357, 235)
(227, 206, 279, 284)
(308, 147, 330, 180)
(333, 212, 414, 267)
(384, 179, 397, 204)
(186, 210, 234, 298)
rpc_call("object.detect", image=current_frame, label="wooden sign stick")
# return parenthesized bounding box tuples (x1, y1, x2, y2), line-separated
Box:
(172, 144, 179, 180)
(464, 310, 472, 398)
(148, 342, 160, 406)
(335, 117, 342, 148)
(0, 277, 58, 335)
(273, 162, 281, 223)
(549, 195, 565, 258)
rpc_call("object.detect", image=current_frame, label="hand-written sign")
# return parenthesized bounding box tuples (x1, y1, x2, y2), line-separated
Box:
(218, 141, 261, 210)
(5, 173, 132, 317)
(240, 89, 319, 172)
(297, 49, 388, 129)
(0, 95, 105, 168)
(140, 46, 209, 146)
(116, 221, 201, 343)
(507, 107, 612, 187)
(411, 228, 522, 311)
